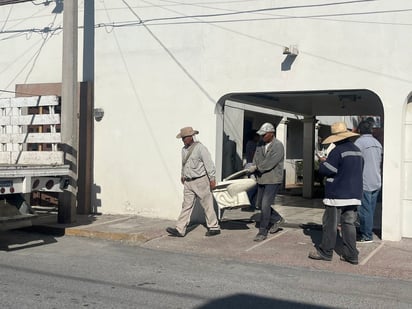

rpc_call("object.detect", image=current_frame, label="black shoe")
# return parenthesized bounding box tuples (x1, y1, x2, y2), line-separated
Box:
(308, 250, 332, 261)
(205, 229, 221, 237)
(269, 217, 285, 234)
(340, 256, 359, 265)
(166, 227, 184, 237)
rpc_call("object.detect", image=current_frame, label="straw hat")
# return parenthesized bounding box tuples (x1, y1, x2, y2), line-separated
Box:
(176, 126, 199, 138)
(322, 122, 359, 144)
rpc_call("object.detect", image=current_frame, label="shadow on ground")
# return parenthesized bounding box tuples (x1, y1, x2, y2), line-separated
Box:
(0, 228, 58, 251)
(196, 293, 331, 309)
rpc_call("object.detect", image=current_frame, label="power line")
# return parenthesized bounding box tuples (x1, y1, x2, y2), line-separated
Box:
(141, 0, 380, 22)
(140, 7, 412, 26)
(0, 13, 60, 93)
(1, 3, 411, 38)
(138, 0, 412, 84)
(101, 0, 178, 192)
(121, 0, 216, 104)
(93, 5, 412, 28)
(0, 88, 46, 96)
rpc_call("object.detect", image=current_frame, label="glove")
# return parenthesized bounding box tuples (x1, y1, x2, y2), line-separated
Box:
(246, 165, 257, 173)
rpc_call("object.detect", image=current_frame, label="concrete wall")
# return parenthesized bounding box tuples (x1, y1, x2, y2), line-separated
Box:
(0, 1, 411, 240)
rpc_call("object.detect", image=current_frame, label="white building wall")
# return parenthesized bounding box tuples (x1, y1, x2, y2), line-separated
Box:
(0, 1, 411, 239)
(402, 97, 412, 237)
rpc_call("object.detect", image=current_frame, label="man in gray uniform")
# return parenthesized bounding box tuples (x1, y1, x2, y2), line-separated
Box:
(248, 122, 285, 241)
(166, 127, 221, 237)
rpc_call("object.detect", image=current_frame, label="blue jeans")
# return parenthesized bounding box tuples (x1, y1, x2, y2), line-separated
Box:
(319, 205, 358, 261)
(255, 184, 282, 235)
(358, 189, 380, 240)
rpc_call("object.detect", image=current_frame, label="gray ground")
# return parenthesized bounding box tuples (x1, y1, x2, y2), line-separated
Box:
(1, 230, 411, 309)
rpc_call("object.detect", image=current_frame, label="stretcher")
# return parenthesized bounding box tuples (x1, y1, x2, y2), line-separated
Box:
(212, 169, 256, 221)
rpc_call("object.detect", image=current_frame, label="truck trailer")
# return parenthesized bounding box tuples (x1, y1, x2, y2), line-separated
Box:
(0, 95, 69, 231)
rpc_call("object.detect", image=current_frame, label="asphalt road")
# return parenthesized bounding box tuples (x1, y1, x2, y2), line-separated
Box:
(1, 230, 412, 309)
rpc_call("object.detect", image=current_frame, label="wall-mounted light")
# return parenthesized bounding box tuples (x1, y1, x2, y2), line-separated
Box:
(283, 45, 299, 56)
(94, 108, 104, 121)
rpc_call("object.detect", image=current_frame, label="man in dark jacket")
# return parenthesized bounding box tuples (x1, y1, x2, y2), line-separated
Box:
(309, 122, 363, 265)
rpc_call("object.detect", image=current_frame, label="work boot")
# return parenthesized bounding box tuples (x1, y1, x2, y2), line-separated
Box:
(253, 233, 267, 242)
(205, 229, 221, 237)
(166, 227, 184, 237)
(308, 250, 332, 261)
(269, 217, 285, 234)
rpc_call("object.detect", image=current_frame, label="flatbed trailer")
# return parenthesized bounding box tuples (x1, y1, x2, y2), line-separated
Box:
(0, 95, 69, 230)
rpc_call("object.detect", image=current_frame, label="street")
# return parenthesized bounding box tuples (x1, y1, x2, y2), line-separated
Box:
(1, 230, 412, 308)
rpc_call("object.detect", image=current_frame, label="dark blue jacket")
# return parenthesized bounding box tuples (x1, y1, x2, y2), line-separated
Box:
(319, 139, 364, 200)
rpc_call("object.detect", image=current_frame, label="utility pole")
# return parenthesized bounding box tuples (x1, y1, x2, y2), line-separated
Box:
(59, 0, 78, 223)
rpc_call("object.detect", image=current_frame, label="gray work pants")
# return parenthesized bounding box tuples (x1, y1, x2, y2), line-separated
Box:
(319, 205, 359, 261)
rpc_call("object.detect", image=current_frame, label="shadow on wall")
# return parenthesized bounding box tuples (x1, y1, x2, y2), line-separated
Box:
(222, 134, 237, 179)
(281, 55, 298, 71)
(222, 133, 243, 179)
(91, 183, 102, 214)
(196, 293, 331, 309)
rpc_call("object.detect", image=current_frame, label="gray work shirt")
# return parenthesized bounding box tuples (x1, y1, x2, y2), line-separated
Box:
(354, 134, 382, 192)
(181, 142, 216, 181)
(253, 138, 284, 184)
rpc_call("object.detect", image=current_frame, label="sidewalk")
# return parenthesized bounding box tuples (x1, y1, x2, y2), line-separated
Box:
(34, 195, 412, 281)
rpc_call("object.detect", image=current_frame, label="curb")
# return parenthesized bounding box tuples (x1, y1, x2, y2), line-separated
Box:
(64, 228, 151, 243)
(29, 225, 154, 243)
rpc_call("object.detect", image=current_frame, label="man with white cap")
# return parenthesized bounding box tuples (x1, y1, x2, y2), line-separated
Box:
(166, 127, 221, 237)
(308, 122, 363, 265)
(248, 122, 285, 241)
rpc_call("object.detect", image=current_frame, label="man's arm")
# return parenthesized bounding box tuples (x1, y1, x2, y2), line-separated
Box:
(318, 149, 339, 177)
(199, 144, 216, 182)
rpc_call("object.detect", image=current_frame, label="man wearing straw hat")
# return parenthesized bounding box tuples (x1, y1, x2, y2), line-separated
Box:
(166, 127, 221, 237)
(308, 122, 363, 265)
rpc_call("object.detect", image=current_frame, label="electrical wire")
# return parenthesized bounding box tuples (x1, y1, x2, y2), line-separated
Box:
(0, 5, 13, 31)
(0, 1, 57, 44)
(0, 88, 43, 96)
(0, 13, 61, 95)
(94, 0, 412, 27)
(137, 0, 412, 84)
(1, 37, 48, 94)
(23, 14, 58, 83)
(142, 7, 412, 26)
(101, 0, 178, 191)
(1, 1, 411, 39)
(141, 0, 381, 23)
(122, 0, 216, 103)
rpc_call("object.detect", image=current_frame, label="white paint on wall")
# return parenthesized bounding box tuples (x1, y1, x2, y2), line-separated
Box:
(0, 1, 411, 239)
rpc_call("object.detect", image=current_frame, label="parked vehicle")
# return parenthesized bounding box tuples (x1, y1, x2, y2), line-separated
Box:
(0, 95, 69, 231)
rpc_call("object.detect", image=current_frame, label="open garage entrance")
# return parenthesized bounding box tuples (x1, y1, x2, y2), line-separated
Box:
(216, 89, 384, 233)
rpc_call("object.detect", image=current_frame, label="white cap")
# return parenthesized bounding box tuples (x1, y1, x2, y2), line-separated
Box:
(256, 122, 275, 135)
